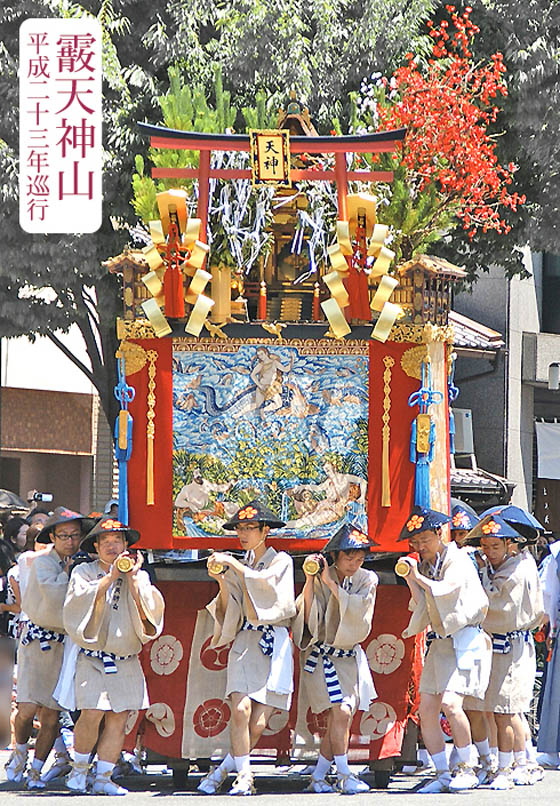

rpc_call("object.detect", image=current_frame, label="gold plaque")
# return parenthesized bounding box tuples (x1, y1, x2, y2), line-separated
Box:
(249, 129, 291, 187)
(207, 555, 226, 575)
(416, 413, 432, 454)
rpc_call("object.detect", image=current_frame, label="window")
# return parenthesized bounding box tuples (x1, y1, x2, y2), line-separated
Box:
(542, 253, 560, 334)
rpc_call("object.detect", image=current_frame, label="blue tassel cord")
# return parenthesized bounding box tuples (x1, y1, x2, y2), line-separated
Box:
(408, 361, 442, 508)
(113, 356, 135, 524)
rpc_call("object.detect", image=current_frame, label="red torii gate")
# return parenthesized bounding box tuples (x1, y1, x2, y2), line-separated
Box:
(137, 123, 406, 244)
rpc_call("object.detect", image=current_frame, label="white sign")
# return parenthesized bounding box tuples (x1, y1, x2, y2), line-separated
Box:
(19, 18, 102, 233)
(535, 421, 560, 480)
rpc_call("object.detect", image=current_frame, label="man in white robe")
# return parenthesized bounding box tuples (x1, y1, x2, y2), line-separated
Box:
(294, 523, 378, 794)
(197, 501, 295, 797)
(63, 518, 164, 795)
(6, 507, 83, 789)
(398, 506, 491, 794)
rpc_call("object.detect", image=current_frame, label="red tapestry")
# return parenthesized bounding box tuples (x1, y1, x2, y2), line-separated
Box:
(368, 340, 420, 549)
(126, 338, 173, 549)
(126, 338, 433, 552)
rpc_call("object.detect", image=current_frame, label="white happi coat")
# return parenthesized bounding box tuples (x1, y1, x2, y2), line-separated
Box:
(63, 560, 164, 711)
(207, 547, 296, 711)
(17, 547, 70, 708)
(403, 541, 492, 697)
(293, 565, 378, 714)
(465, 549, 544, 713)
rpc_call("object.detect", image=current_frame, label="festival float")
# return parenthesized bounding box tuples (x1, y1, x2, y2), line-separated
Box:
(105, 92, 467, 787)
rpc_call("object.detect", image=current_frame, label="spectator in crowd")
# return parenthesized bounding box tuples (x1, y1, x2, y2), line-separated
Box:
(3, 518, 29, 559)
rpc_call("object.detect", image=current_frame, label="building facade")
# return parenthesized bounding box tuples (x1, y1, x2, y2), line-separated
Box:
(454, 250, 560, 514)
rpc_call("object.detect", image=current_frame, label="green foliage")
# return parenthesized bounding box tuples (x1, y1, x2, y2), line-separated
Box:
(476, 0, 560, 257)
(241, 89, 278, 130)
(130, 67, 275, 271)
(130, 64, 240, 222)
(141, 0, 439, 130)
(0, 0, 160, 423)
(172, 449, 229, 499)
(131, 155, 158, 222)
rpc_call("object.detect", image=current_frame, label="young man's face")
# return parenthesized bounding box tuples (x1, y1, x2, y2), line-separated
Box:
(480, 537, 509, 568)
(332, 548, 367, 578)
(52, 521, 82, 557)
(414, 529, 442, 562)
(95, 531, 127, 564)
(235, 522, 269, 551)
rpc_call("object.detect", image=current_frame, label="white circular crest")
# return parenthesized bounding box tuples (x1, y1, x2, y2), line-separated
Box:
(146, 702, 176, 737)
(124, 710, 139, 735)
(366, 633, 405, 675)
(150, 634, 184, 676)
(360, 702, 397, 739)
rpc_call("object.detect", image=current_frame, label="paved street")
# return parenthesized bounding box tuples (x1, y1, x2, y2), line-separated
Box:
(1, 750, 560, 804)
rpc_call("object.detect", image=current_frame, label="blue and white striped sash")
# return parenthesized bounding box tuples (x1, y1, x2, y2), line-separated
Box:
(21, 621, 65, 652)
(241, 619, 274, 656)
(80, 647, 134, 674)
(491, 630, 530, 654)
(303, 642, 355, 704)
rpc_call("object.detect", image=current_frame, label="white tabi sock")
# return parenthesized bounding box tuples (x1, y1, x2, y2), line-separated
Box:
(474, 739, 491, 759)
(490, 746, 498, 760)
(334, 754, 351, 777)
(514, 750, 526, 768)
(431, 750, 449, 773)
(234, 755, 251, 775)
(53, 735, 67, 754)
(455, 744, 473, 765)
(206, 753, 236, 782)
(216, 753, 236, 774)
(525, 739, 537, 764)
(498, 751, 513, 770)
(312, 754, 332, 780)
(73, 751, 90, 766)
(16, 743, 29, 753)
(96, 760, 115, 776)
(31, 758, 44, 772)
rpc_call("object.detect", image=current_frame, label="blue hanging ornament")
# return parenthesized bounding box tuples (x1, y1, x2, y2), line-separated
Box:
(408, 359, 443, 508)
(113, 356, 135, 524)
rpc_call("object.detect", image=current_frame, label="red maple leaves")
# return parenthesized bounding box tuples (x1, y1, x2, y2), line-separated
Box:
(375, 6, 525, 242)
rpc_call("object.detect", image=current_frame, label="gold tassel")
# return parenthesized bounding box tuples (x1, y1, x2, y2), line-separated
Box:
(381, 356, 395, 507)
(146, 349, 158, 506)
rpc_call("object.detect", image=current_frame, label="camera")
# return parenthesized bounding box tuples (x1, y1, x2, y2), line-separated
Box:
(28, 490, 54, 503)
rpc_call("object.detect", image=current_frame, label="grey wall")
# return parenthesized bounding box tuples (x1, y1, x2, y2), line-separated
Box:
(453, 252, 543, 508)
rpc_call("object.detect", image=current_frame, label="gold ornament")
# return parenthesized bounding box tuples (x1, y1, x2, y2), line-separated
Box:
(381, 356, 395, 507)
(416, 412, 432, 454)
(116, 555, 135, 573)
(401, 345, 429, 380)
(116, 341, 148, 376)
(261, 322, 287, 342)
(395, 559, 412, 577)
(146, 349, 158, 506)
(303, 555, 324, 575)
